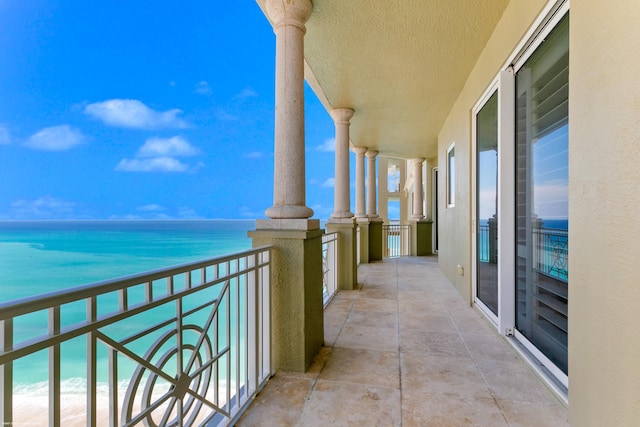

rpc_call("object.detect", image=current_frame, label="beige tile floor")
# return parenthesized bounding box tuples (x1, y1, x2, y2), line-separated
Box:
(237, 256, 568, 426)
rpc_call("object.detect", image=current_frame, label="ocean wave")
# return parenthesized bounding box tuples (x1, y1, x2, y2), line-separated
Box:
(13, 377, 236, 397)
(14, 378, 124, 396)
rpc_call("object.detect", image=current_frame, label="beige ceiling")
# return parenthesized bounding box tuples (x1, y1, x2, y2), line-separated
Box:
(256, 0, 510, 160)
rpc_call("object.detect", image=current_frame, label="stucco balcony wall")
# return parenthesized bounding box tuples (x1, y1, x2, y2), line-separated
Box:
(238, 257, 567, 426)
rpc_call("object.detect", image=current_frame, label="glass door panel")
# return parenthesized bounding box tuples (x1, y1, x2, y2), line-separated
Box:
(515, 15, 569, 374)
(476, 92, 499, 315)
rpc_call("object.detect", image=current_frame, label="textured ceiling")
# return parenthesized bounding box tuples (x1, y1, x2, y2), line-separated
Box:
(256, 0, 510, 159)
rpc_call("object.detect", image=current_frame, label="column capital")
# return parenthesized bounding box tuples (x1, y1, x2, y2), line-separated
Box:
(266, 0, 313, 32)
(412, 157, 425, 165)
(330, 108, 354, 125)
(352, 146, 367, 156)
(365, 150, 378, 158)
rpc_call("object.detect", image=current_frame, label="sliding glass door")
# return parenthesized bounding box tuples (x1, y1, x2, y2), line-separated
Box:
(515, 15, 569, 374)
(476, 92, 499, 316)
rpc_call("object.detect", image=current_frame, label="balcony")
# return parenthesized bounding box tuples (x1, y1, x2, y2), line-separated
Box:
(238, 256, 568, 426)
(0, 247, 272, 426)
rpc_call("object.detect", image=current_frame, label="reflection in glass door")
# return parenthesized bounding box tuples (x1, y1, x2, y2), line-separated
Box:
(476, 92, 499, 315)
(515, 15, 569, 375)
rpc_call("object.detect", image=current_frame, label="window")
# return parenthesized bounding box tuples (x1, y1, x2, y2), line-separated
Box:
(387, 161, 401, 193)
(446, 143, 455, 207)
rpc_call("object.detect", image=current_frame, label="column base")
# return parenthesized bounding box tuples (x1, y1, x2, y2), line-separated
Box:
(368, 218, 384, 261)
(256, 218, 320, 231)
(331, 211, 354, 219)
(356, 217, 370, 264)
(248, 222, 324, 372)
(410, 220, 433, 256)
(265, 205, 314, 220)
(326, 218, 357, 290)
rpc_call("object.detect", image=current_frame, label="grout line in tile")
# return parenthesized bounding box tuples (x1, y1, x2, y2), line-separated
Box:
(446, 303, 512, 426)
(294, 284, 361, 424)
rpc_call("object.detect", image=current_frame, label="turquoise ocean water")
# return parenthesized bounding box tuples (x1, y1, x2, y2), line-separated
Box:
(0, 220, 255, 392)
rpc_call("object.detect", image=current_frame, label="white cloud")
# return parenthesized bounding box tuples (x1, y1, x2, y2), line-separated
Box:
(117, 136, 203, 173)
(10, 196, 76, 219)
(115, 157, 190, 172)
(534, 181, 569, 219)
(239, 206, 263, 219)
(25, 125, 85, 151)
(110, 213, 172, 220)
(85, 99, 187, 129)
(0, 125, 10, 145)
(178, 207, 201, 219)
(194, 81, 212, 96)
(215, 109, 238, 122)
(321, 178, 335, 188)
(310, 204, 332, 219)
(137, 204, 166, 212)
(137, 136, 200, 158)
(316, 138, 335, 152)
(244, 151, 262, 159)
(109, 214, 142, 220)
(234, 87, 258, 100)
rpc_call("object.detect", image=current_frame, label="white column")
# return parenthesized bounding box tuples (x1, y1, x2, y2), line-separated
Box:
(412, 158, 425, 220)
(353, 146, 367, 218)
(366, 150, 379, 218)
(330, 108, 354, 219)
(265, 0, 313, 220)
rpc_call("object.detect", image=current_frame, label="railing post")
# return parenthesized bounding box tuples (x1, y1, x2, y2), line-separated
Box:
(49, 307, 61, 427)
(0, 319, 13, 427)
(86, 296, 97, 427)
(247, 253, 258, 396)
(321, 233, 338, 305)
(108, 347, 118, 427)
(403, 225, 411, 256)
(261, 250, 272, 379)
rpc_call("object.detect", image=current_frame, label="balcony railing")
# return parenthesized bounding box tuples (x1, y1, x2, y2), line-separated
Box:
(478, 223, 568, 282)
(322, 232, 338, 306)
(533, 228, 568, 282)
(0, 246, 272, 427)
(478, 224, 490, 263)
(382, 225, 410, 257)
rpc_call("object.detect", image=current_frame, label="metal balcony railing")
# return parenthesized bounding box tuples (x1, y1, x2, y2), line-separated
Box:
(322, 232, 338, 306)
(478, 224, 568, 282)
(533, 228, 568, 282)
(0, 246, 272, 427)
(382, 225, 410, 257)
(478, 224, 490, 263)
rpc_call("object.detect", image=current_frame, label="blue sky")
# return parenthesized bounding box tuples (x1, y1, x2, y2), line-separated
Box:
(0, 0, 345, 220)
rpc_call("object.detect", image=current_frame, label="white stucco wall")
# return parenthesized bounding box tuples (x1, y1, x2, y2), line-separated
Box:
(568, 0, 640, 424)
